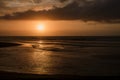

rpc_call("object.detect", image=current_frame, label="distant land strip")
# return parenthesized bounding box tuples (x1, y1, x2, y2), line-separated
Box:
(0, 42, 22, 48)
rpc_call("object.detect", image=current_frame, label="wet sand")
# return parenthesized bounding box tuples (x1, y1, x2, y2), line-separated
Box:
(0, 42, 22, 48)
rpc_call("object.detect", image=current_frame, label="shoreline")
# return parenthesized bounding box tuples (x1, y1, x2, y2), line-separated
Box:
(0, 71, 119, 79)
(0, 71, 83, 79)
(0, 42, 22, 48)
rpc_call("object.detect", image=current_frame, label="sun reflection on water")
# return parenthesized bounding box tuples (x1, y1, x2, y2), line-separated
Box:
(31, 49, 53, 74)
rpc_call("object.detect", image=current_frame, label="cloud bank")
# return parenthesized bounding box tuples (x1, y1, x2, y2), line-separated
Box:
(0, 0, 75, 16)
(0, 0, 120, 22)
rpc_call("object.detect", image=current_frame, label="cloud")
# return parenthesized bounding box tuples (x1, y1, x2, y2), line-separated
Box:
(0, 0, 120, 23)
(0, 0, 74, 16)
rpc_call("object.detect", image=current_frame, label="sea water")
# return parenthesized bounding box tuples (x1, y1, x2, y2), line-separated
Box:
(0, 36, 120, 76)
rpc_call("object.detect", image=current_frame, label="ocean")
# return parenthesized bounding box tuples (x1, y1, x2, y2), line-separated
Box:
(0, 36, 120, 76)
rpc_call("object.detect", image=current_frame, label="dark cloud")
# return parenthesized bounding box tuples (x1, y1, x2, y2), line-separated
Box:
(0, 0, 120, 23)
(0, 0, 74, 16)
(59, 0, 67, 3)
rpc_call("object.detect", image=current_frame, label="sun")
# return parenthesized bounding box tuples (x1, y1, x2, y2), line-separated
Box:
(37, 24, 45, 31)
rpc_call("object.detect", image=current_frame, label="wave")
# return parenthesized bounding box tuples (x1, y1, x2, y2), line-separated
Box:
(31, 41, 120, 48)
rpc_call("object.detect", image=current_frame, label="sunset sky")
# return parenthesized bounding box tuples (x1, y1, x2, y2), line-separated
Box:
(0, 0, 120, 36)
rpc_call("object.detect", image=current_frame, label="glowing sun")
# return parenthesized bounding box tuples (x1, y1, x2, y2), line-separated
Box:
(37, 24, 45, 31)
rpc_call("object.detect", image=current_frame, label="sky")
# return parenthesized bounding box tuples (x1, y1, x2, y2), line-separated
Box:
(0, 0, 120, 36)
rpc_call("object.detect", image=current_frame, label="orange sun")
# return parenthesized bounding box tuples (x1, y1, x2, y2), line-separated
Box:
(37, 24, 45, 31)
